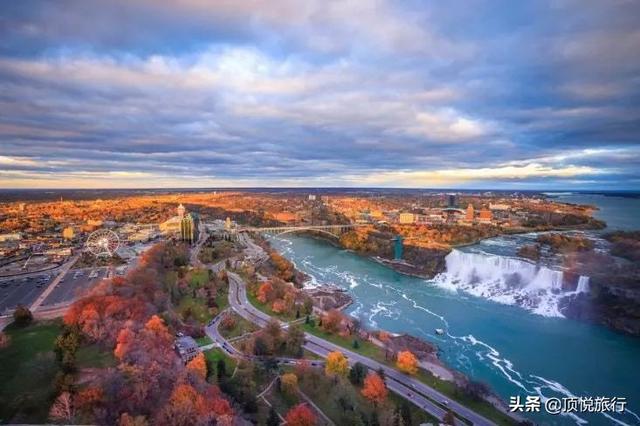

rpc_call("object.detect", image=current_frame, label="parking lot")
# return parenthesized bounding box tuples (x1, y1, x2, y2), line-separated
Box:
(0, 267, 109, 314)
(0, 273, 53, 314)
(41, 267, 109, 307)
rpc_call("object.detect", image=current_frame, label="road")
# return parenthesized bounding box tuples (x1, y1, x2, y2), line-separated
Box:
(203, 307, 325, 368)
(225, 270, 495, 426)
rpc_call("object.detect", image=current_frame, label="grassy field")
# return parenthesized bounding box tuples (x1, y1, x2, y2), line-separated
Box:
(0, 321, 63, 423)
(76, 344, 117, 369)
(215, 284, 229, 311)
(303, 323, 516, 426)
(203, 348, 238, 380)
(177, 295, 213, 324)
(196, 335, 213, 346)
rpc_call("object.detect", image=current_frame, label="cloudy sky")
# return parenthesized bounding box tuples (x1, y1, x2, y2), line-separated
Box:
(1, 0, 639, 189)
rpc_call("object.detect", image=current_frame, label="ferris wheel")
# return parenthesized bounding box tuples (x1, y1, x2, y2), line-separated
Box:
(86, 229, 120, 257)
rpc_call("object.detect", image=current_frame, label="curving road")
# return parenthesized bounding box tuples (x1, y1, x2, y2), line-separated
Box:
(225, 270, 495, 426)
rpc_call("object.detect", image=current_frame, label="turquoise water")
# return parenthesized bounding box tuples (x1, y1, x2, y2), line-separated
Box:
(269, 194, 640, 425)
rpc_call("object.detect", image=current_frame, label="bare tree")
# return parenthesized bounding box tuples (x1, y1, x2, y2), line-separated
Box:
(49, 392, 75, 424)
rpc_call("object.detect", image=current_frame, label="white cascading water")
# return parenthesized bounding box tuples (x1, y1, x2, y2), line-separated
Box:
(434, 249, 589, 318)
(576, 276, 590, 293)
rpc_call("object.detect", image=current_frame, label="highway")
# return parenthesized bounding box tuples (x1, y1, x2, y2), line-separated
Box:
(225, 270, 495, 425)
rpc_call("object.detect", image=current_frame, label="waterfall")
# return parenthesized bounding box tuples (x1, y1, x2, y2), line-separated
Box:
(434, 249, 587, 318)
(576, 276, 590, 294)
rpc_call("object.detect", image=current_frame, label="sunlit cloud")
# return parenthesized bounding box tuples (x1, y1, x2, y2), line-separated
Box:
(0, 0, 639, 189)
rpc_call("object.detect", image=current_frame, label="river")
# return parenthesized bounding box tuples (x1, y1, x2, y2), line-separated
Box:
(268, 193, 640, 425)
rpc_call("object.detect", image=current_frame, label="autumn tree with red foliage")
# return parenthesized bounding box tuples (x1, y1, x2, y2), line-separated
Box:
(361, 372, 388, 405)
(257, 281, 273, 303)
(62, 242, 234, 425)
(285, 403, 316, 426)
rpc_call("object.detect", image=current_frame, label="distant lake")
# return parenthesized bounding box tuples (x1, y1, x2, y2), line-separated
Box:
(549, 192, 640, 231)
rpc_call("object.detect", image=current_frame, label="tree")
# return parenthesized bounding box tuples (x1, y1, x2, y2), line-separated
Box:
(285, 324, 305, 356)
(361, 372, 388, 405)
(396, 350, 419, 375)
(443, 410, 456, 425)
(257, 282, 274, 303)
(119, 413, 149, 426)
(321, 309, 343, 334)
(303, 297, 314, 315)
(272, 299, 287, 314)
(348, 362, 367, 386)
(49, 392, 75, 424)
(13, 304, 33, 327)
(352, 339, 360, 349)
(281, 372, 299, 396)
(399, 400, 412, 426)
(266, 406, 280, 426)
(186, 353, 207, 379)
(0, 332, 10, 348)
(325, 351, 349, 377)
(217, 358, 227, 379)
(285, 403, 316, 426)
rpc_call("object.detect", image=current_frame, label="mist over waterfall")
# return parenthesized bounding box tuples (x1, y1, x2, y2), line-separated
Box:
(434, 249, 589, 317)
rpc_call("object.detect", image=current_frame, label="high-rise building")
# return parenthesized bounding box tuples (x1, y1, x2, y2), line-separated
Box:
(447, 194, 457, 208)
(466, 204, 475, 221)
(177, 203, 186, 220)
(180, 212, 199, 244)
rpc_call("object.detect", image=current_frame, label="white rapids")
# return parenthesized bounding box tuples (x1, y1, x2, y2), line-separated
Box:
(434, 249, 589, 317)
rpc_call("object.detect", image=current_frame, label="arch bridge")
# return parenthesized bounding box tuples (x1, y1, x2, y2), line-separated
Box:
(239, 223, 367, 238)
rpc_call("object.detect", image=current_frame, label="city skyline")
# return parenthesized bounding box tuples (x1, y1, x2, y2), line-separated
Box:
(1, 1, 639, 190)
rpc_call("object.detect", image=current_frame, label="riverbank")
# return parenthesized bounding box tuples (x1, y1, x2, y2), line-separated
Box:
(268, 233, 640, 425)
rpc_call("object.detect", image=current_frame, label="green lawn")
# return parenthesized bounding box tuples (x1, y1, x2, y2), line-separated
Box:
(177, 295, 213, 324)
(203, 348, 238, 380)
(196, 335, 213, 346)
(218, 312, 259, 340)
(215, 285, 229, 311)
(303, 323, 516, 426)
(76, 344, 117, 369)
(0, 321, 63, 423)
(189, 269, 209, 289)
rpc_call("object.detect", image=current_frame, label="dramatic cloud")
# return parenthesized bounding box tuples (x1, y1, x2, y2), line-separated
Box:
(0, 0, 639, 189)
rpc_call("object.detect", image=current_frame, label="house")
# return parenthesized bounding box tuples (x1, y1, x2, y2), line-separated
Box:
(175, 335, 200, 363)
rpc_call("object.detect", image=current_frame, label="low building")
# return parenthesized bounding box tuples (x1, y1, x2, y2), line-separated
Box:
(175, 335, 200, 363)
(62, 227, 75, 240)
(0, 233, 22, 242)
(478, 208, 493, 223)
(399, 212, 415, 224)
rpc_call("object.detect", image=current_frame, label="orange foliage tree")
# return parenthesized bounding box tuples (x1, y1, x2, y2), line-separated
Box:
(361, 372, 388, 405)
(285, 403, 316, 426)
(271, 299, 286, 314)
(281, 372, 298, 395)
(186, 353, 207, 379)
(321, 309, 344, 334)
(257, 282, 273, 303)
(396, 350, 419, 375)
(325, 351, 349, 377)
